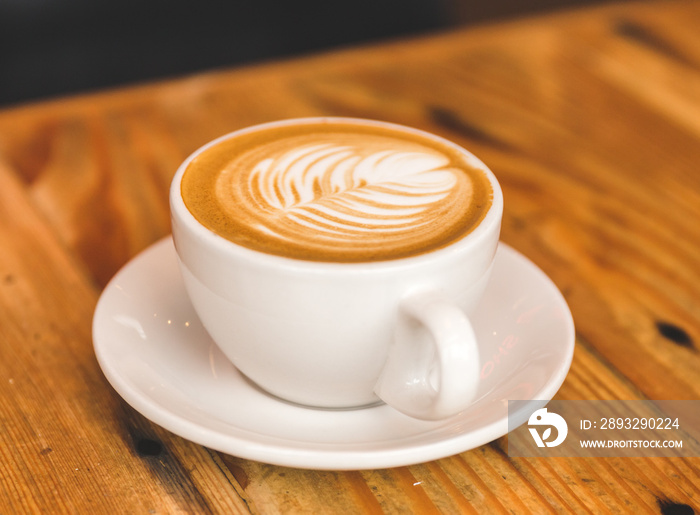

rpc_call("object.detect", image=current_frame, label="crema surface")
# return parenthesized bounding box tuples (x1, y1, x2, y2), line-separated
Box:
(182, 121, 493, 262)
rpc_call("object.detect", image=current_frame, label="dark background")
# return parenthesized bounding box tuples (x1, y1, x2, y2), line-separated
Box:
(0, 0, 614, 107)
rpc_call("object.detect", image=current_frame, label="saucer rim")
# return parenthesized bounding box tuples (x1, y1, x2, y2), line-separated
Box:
(93, 237, 575, 470)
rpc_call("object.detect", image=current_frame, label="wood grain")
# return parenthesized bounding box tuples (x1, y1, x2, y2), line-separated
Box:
(0, 0, 698, 512)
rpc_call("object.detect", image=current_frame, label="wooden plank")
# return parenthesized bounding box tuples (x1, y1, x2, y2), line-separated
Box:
(0, 158, 250, 512)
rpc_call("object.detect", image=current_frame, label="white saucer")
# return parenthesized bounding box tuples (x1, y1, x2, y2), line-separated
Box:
(93, 237, 574, 470)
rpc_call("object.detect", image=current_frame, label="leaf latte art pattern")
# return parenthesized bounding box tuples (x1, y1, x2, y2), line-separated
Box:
(246, 143, 458, 236)
(183, 125, 493, 262)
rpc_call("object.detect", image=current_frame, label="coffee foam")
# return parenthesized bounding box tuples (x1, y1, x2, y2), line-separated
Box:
(182, 121, 493, 262)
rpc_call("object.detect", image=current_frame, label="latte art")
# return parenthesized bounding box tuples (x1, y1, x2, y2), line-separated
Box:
(223, 141, 460, 237)
(247, 144, 456, 227)
(182, 121, 493, 261)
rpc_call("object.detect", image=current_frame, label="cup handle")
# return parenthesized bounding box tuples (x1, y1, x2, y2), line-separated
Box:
(374, 288, 480, 420)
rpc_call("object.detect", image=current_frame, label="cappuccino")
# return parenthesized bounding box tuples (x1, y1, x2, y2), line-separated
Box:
(182, 119, 493, 262)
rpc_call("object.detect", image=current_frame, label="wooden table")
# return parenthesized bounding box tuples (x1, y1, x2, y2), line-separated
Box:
(1, 0, 698, 512)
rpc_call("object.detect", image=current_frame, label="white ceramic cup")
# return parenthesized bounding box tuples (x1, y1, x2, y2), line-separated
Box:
(170, 118, 503, 420)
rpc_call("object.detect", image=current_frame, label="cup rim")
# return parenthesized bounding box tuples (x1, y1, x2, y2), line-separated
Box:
(170, 116, 503, 272)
